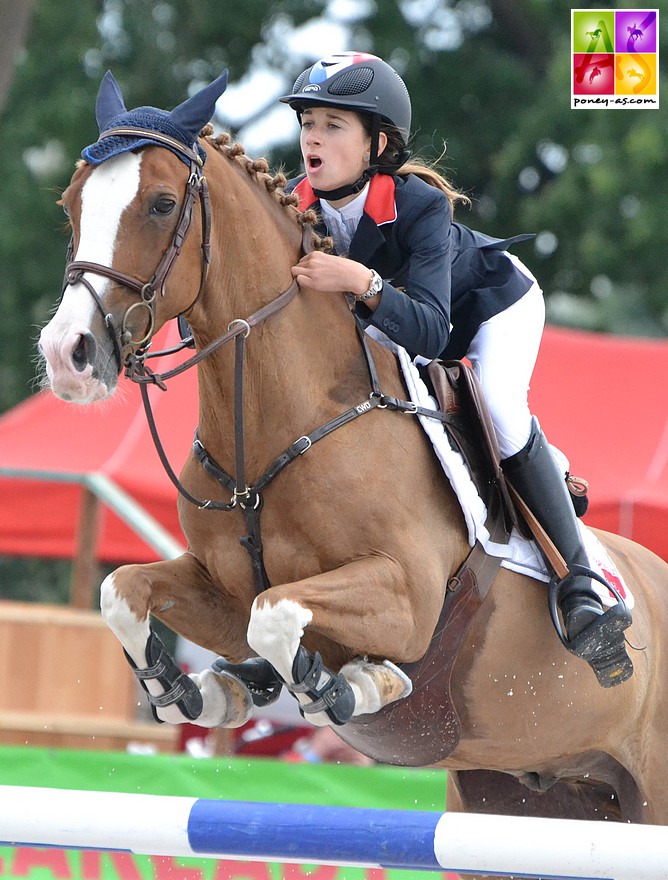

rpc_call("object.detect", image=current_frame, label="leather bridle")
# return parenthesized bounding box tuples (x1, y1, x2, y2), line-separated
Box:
(62, 128, 212, 373)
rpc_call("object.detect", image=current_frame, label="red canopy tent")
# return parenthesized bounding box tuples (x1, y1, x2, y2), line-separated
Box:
(0, 323, 193, 583)
(2, 324, 668, 581)
(530, 325, 668, 561)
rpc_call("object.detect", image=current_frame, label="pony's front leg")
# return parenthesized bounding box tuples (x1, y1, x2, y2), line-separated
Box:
(246, 555, 425, 726)
(100, 554, 252, 729)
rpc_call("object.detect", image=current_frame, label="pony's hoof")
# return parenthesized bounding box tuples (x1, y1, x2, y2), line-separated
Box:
(214, 669, 254, 727)
(192, 668, 253, 728)
(341, 658, 413, 717)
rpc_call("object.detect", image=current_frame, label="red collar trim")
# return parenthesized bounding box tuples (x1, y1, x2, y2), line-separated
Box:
(364, 174, 397, 225)
(294, 177, 317, 211)
(293, 175, 397, 225)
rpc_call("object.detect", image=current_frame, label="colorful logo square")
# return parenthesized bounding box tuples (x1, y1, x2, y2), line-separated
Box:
(615, 52, 658, 96)
(571, 9, 659, 108)
(615, 10, 657, 53)
(572, 11, 615, 53)
(573, 53, 615, 94)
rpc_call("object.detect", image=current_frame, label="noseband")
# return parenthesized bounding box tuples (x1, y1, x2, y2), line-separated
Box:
(62, 128, 212, 372)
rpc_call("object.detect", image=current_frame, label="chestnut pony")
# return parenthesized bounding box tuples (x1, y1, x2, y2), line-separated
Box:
(40, 71, 668, 833)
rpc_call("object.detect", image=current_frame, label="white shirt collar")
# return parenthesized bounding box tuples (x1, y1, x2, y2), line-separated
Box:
(319, 185, 369, 254)
(320, 183, 370, 221)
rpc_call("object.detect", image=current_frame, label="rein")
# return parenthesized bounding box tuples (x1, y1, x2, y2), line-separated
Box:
(133, 278, 453, 595)
(134, 295, 461, 596)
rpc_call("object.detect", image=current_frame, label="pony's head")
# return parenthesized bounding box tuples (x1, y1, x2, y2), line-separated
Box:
(39, 69, 228, 403)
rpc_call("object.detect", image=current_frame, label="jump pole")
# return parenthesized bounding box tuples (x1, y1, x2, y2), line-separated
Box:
(1, 786, 667, 879)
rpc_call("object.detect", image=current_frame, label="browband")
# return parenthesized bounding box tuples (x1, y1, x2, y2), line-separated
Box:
(98, 127, 203, 166)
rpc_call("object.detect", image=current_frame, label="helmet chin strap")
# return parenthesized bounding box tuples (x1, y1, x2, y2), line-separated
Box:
(312, 165, 378, 201)
(312, 114, 382, 202)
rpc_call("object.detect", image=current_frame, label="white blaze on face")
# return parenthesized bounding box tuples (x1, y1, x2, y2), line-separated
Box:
(40, 152, 143, 402)
(77, 152, 143, 276)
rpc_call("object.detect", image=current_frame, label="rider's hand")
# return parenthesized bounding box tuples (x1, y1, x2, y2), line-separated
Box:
(291, 251, 376, 300)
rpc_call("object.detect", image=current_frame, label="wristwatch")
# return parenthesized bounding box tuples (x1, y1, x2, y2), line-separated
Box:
(355, 269, 383, 302)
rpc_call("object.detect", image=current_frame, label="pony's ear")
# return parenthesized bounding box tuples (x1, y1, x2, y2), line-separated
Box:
(95, 70, 127, 132)
(169, 69, 228, 139)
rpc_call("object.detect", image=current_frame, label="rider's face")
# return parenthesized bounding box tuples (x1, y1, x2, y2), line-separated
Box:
(299, 106, 372, 204)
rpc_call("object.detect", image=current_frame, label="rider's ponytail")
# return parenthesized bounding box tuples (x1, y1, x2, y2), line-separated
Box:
(377, 122, 471, 213)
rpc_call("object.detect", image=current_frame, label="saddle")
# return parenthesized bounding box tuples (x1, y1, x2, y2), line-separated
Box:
(425, 359, 517, 537)
(426, 359, 588, 580)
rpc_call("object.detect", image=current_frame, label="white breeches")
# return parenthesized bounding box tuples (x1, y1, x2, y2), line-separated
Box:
(466, 254, 545, 460)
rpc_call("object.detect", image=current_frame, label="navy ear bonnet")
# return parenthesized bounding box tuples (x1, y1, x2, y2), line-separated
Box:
(82, 69, 229, 167)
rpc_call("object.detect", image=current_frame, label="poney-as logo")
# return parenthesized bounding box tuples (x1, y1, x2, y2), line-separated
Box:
(571, 8, 659, 108)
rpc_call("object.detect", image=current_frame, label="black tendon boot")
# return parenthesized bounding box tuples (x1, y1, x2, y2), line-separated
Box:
(502, 419, 633, 688)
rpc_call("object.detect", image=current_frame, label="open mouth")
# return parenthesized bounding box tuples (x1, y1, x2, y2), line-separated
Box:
(307, 156, 322, 171)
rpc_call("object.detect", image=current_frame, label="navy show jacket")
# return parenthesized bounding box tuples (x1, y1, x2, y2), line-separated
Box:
(291, 173, 535, 361)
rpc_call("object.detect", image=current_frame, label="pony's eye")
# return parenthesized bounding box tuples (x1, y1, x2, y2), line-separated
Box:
(152, 196, 176, 216)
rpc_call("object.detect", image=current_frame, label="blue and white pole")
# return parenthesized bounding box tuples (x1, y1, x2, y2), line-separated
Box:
(0, 786, 665, 879)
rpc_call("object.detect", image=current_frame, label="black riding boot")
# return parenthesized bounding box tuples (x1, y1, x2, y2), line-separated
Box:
(502, 418, 633, 688)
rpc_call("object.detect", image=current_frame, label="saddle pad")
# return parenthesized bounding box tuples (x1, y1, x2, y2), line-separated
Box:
(366, 329, 634, 609)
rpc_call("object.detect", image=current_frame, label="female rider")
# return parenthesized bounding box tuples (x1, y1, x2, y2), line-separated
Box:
(281, 51, 633, 688)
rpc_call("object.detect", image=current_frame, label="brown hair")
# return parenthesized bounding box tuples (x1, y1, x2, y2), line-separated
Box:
(362, 116, 471, 213)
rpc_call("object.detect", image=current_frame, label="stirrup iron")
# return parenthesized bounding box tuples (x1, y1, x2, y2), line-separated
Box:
(548, 566, 633, 688)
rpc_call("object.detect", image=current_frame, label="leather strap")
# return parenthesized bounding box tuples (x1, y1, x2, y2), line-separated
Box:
(98, 127, 203, 166)
(506, 481, 570, 581)
(448, 487, 509, 603)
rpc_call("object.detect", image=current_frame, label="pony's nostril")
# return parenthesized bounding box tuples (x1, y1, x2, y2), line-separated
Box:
(71, 332, 96, 372)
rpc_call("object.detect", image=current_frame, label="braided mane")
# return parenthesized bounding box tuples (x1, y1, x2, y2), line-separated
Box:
(200, 123, 329, 250)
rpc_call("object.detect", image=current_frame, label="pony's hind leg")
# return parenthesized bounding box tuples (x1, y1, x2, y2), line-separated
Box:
(100, 555, 252, 729)
(246, 556, 424, 725)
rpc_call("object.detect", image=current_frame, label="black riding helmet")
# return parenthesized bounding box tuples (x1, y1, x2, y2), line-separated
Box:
(279, 52, 412, 200)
